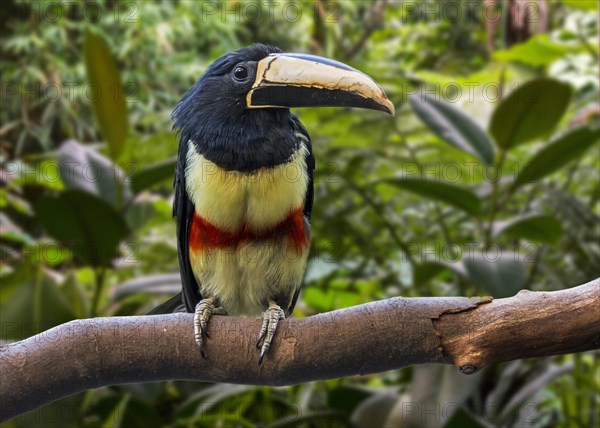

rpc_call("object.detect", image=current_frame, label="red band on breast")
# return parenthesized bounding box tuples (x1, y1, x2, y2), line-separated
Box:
(190, 208, 308, 253)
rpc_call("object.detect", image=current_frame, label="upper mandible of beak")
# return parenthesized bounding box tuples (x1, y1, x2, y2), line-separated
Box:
(246, 53, 395, 116)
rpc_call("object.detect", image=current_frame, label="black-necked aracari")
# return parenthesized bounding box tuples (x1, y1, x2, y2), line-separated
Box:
(166, 44, 393, 365)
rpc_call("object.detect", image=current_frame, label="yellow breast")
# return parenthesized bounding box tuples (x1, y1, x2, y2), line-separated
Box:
(184, 142, 310, 232)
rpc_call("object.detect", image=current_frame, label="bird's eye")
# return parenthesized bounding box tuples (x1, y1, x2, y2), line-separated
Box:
(233, 66, 248, 81)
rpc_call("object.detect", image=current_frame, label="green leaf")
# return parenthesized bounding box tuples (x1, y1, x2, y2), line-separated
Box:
(498, 362, 574, 426)
(493, 34, 581, 66)
(0, 263, 76, 340)
(493, 214, 563, 244)
(62, 274, 89, 318)
(413, 261, 447, 285)
(444, 408, 487, 428)
(130, 158, 176, 193)
(456, 253, 528, 298)
(561, 0, 598, 10)
(335, 290, 363, 309)
(57, 140, 132, 208)
(0, 213, 35, 245)
(35, 190, 129, 266)
(329, 385, 373, 416)
(512, 126, 600, 190)
(380, 178, 481, 216)
(102, 394, 130, 428)
(23, 239, 71, 266)
(303, 287, 334, 312)
(125, 199, 159, 231)
(490, 78, 572, 150)
(5, 159, 64, 190)
(84, 29, 129, 160)
(2, 190, 32, 215)
(409, 94, 495, 164)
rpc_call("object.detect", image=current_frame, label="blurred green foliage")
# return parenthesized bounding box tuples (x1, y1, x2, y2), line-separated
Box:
(1, 0, 598, 427)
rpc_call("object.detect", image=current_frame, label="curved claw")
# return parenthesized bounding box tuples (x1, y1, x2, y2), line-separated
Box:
(193, 297, 226, 358)
(256, 302, 285, 366)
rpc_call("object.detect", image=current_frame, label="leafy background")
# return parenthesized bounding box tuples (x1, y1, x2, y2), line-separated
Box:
(1, 0, 599, 427)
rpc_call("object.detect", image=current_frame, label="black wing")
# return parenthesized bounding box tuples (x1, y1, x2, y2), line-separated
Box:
(287, 115, 315, 315)
(174, 138, 202, 313)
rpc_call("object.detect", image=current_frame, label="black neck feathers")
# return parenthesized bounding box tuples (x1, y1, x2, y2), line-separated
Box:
(181, 108, 299, 172)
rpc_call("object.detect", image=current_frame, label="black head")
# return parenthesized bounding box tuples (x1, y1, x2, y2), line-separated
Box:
(172, 44, 298, 171)
(172, 43, 283, 127)
(172, 43, 394, 171)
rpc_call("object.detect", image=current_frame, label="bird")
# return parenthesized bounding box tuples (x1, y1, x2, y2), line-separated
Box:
(155, 44, 394, 366)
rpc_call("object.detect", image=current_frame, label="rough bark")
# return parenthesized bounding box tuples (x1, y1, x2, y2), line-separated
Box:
(1, 278, 598, 422)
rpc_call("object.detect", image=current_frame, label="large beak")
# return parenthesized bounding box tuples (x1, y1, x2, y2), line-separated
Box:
(246, 53, 395, 116)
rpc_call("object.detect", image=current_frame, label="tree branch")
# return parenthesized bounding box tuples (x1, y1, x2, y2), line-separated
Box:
(1, 279, 599, 422)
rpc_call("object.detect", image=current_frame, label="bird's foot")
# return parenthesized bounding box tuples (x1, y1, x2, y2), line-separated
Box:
(194, 297, 227, 358)
(256, 300, 285, 366)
